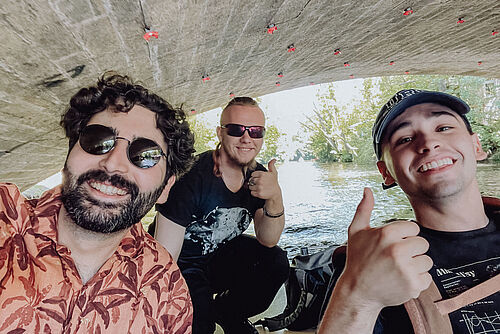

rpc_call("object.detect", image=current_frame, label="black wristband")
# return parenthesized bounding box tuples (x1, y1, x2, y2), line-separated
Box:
(263, 205, 284, 218)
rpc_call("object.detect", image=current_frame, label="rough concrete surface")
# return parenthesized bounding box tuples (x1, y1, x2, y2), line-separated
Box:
(0, 0, 499, 189)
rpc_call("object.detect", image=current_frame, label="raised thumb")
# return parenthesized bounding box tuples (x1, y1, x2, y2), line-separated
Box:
(267, 159, 277, 173)
(348, 187, 374, 236)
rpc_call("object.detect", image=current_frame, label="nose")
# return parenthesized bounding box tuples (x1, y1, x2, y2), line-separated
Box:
(239, 129, 253, 142)
(416, 132, 440, 154)
(98, 139, 130, 174)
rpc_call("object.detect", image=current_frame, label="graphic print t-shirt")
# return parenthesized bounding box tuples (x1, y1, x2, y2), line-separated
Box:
(156, 151, 265, 259)
(376, 203, 500, 334)
(419, 216, 500, 334)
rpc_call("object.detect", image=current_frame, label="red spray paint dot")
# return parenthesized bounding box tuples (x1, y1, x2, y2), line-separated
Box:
(267, 24, 278, 34)
(143, 30, 159, 41)
(403, 7, 413, 16)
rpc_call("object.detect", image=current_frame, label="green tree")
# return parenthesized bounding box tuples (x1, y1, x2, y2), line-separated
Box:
(258, 124, 285, 163)
(188, 114, 217, 153)
(303, 75, 499, 164)
(302, 82, 369, 163)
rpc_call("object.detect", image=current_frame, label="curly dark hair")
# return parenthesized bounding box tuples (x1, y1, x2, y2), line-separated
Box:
(60, 72, 195, 180)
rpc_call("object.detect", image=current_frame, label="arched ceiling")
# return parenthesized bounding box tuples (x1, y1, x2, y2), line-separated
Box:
(1, 0, 499, 190)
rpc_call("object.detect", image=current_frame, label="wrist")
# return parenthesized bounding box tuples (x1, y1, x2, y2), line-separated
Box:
(263, 204, 284, 218)
(335, 274, 384, 314)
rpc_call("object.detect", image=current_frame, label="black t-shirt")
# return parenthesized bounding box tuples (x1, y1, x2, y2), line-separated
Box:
(156, 151, 266, 259)
(376, 202, 500, 333)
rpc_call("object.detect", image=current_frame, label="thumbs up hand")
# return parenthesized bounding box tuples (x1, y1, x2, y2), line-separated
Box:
(248, 159, 282, 201)
(341, 188, 433, 310)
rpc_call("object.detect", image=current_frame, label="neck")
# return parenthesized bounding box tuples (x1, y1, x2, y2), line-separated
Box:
(409, 182, 488, 232)
(217, 148, 251, 192)
(57, 206, 129, 283)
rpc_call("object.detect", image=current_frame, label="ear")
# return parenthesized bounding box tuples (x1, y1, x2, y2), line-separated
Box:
(472, 133, 487, 161)
(216, 126, 222, 142)
(156, 175, 176, 204)
(376, 160, 396, 186)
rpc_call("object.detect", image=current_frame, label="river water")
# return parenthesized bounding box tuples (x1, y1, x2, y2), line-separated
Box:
(256, 161, 500, 258)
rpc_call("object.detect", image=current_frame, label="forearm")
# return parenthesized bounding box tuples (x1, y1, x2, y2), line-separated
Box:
(318, 275, 381, 334)
(255, 215, 284, 247)
(255, 196, 285, 247)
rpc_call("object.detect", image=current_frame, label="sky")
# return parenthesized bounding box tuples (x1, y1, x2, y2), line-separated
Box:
(35, 79, 365, 189)
(196, 78, 364, 136)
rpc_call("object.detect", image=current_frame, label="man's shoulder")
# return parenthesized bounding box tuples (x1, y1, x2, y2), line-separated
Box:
(483, 196, 500, 225)
(0, 182, 22, 198)
(0, 182, 26, 214)
(181, 150, 214, 175)
(194, 150, 214, 166)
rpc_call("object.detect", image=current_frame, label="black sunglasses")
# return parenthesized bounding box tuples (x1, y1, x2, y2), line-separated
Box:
(221, 123, 266, 138)
(79, 124, 166, 169)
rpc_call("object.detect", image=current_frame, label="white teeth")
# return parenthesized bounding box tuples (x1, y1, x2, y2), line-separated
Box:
(89, 182, 127, 195)
(420, 158, 453, 172)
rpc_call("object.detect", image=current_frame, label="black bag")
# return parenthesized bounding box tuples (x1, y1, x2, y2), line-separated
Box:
(254, 244, 346, 331)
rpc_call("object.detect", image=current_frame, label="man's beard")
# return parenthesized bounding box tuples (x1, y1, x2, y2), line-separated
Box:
(220, 141, 257, 169)
(61, 168, 165, 233)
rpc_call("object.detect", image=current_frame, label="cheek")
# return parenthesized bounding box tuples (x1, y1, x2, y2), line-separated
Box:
(254, 139, 264, 149)
(135, 167, 166, 192)
(66, 146, 95, 173)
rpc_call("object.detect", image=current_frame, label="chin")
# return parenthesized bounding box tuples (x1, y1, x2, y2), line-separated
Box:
(417, 182, 462, 201)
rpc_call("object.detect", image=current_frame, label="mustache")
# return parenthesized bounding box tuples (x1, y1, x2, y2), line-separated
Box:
(76, 169, 139, 199)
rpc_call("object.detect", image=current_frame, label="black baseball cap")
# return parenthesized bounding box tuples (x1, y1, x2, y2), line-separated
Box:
(372, 89, 471, 160)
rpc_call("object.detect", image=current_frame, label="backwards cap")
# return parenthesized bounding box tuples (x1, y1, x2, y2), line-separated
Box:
(372, 89, 470, 160)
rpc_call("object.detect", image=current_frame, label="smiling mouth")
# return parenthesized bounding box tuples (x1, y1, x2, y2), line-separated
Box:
(418, 158, 454, 172)
(89, 181, 128, 196)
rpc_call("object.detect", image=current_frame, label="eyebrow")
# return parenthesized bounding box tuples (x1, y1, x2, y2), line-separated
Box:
(386, 110, 460, 142)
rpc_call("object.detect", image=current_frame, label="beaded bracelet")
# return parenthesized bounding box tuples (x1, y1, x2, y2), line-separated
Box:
(263, 205, 284, 218)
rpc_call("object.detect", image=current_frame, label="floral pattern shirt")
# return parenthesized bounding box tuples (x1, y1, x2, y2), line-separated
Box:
(0, 183, 193, 333)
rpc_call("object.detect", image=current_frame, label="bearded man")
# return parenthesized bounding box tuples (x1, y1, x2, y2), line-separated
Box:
(0, 73, 194, 333)
(153, 97, 289, 334)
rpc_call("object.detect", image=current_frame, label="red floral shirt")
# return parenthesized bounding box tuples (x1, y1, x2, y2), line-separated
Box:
(0, 183, 193, 333)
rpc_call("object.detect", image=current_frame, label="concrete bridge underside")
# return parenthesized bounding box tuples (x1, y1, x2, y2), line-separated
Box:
(0, 0, 499, 190)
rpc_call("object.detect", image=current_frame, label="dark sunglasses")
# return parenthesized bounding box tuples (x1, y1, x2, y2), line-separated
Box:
(221, 123, 266, 138)
(79, 124, 166, 169)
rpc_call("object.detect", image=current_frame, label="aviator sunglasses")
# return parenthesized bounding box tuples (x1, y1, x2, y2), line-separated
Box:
(221, 123, 266, 138)
(79, 124, 166, 169)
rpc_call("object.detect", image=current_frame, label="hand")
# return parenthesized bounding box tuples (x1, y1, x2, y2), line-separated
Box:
(340, 188, 433, 310)
(248, 159, 282, 201)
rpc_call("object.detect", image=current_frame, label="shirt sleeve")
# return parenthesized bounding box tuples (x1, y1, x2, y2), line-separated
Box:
(155, 168, 202, 228)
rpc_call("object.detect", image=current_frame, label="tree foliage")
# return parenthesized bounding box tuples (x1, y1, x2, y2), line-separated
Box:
(258, 123, 285, 163)
(188, 114, 218, 154)
(303, 75, 500, 163)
